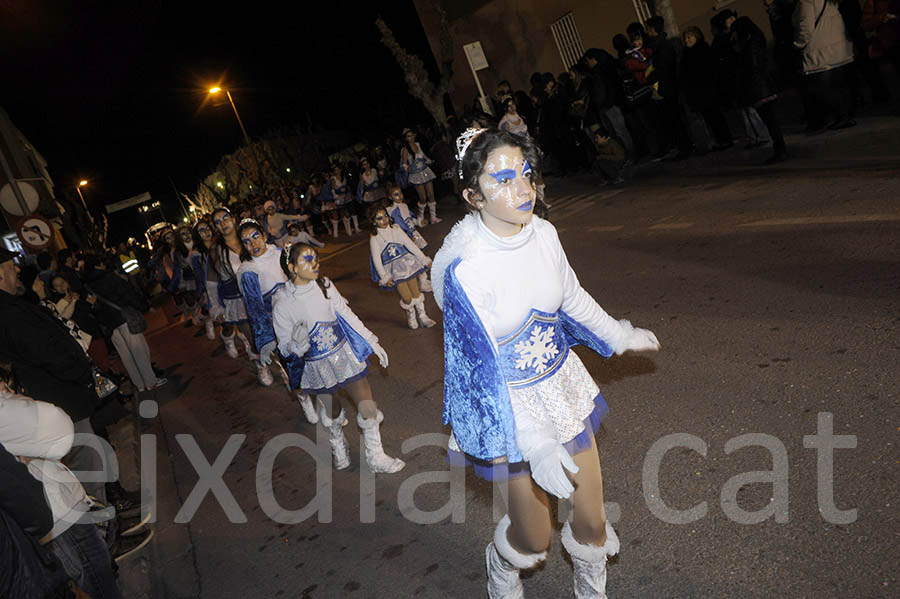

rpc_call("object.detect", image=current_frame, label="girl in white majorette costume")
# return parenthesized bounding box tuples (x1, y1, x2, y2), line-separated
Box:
(234, 219, 320, 424)
(210, 208, 270, 384)
(367, 204, 437, 330)
(432, 128, 660, 598)
(331, 163, 361, 237)
(357, 156, 387, 206)
(272, 242, 405, 473)
(384, 182, 432, 292)
(399, 127, 441, 226)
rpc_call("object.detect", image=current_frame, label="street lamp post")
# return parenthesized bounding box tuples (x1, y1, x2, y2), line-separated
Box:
(209, 86, 263, 187)
(76, 180, 89, 213)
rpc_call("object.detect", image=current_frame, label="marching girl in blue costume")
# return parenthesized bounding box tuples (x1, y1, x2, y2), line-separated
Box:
(384, 182, 432, 293)
(234, 219, 321, 424)
(330, 163, 360, 238)
(210, 208, 264, 380)
(432, 128, 660, 599)
(399, 127, 442, 226)
(367, 205, 437, 330)
(272, 242, 405, 473)
(356, 156, 386, 206)
(175, 224, 202, 326)
(190, 217, 217, 340)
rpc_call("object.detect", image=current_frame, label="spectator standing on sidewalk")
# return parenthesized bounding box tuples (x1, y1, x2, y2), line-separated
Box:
(645, 16, 693, 159)
(583, 48, 635, 160)
(793, 0, 857, 130)
(731, 15, 790, 163)
(681, 27, 735, 151)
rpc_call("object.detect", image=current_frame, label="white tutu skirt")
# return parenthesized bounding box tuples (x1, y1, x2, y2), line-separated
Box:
(301, 340, 369, 394)
(448, 350, 600, 454)
(223, 297, 248, 325)
(384, 254, 426, 287)
(408, 167, 436, 185)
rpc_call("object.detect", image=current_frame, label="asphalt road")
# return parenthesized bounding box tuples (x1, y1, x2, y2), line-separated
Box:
(142, 166, 899, 599)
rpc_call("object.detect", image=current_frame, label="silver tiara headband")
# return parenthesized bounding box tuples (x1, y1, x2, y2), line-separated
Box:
(456, 127, 487, 178)
(239, 217, 260, 228)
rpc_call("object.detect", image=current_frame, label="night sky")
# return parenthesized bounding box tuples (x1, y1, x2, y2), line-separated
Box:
(1, 1, 437, 230)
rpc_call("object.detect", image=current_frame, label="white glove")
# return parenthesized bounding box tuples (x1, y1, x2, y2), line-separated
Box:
(371, 342, 389, 368)
(528, 441, 580, 499)
(423, 257, 433, 267)
(617, 319, 660, 353)
(380, 277, 394, 287)
(259, 341, 276, 366)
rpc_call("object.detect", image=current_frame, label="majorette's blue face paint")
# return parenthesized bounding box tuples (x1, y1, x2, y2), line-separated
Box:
(476, 145, 537, 235)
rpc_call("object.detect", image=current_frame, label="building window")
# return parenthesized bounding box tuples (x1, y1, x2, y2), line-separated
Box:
(550, 12, 585, 71)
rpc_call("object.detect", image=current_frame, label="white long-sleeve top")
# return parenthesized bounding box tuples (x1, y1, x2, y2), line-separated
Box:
(434, 214, 636, 454)
(272, 278, 378, 359)
(0, 390, 89, 540)
(451, 215, 631, 351)
(368, 225, 430, 281)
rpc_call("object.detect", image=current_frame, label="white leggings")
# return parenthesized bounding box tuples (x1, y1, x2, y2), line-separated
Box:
(111, 323, 157, 390)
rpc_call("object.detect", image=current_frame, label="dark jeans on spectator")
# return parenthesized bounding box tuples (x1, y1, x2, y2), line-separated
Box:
(805, 64, 852, 127)
(51, 523, 120, 599)
(657, 96, 692, 154)
(699, 107, 733, 146)
(0, 509, 69, 599)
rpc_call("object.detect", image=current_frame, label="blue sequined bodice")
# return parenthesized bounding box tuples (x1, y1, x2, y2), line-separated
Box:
(496, 309, 570, 389)
(306, 320, 347, 360)
(381, 242, 410, 265)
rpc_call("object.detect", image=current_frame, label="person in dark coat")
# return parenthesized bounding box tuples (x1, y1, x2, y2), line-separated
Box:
(681, 26, 734, 150)
(731, 15, 788, 163)
(645, 16, 693, 158)
(83, 254, 166, 393)
(0, 249, 111, 505)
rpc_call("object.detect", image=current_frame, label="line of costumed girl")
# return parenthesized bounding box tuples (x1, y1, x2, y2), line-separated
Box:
(236, 218, 404, 473)
(432, 128, 660, 598)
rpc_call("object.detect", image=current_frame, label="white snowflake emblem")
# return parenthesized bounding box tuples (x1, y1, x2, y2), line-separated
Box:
(514, 325, 559, 374)
(312, 325, 338, 352)
(387, 245, 399, 257)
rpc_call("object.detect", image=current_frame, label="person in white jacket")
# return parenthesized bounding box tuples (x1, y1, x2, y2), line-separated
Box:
(272, 243, 405, 473)
(793, 0, 856, 129)
(368, 205, 437, 330)
(432, 128, 660, 598)
(0, 384, 122, 597)
(235, 219, 319, 424)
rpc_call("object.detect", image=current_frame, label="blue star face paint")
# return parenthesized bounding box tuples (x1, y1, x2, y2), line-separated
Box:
(476, 145, 537, 237)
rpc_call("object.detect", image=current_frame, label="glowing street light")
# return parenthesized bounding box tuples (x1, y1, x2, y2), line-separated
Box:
(79, 180, 88, 187)
(208, 86, 251, 146)
(75, 179, 90, 213)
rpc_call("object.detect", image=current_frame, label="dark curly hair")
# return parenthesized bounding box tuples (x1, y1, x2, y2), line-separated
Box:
(237, 219, 265, 262)
(280, 242, 330, 297)
(367, 204, 394, 237)
(458, 128, 548, 218)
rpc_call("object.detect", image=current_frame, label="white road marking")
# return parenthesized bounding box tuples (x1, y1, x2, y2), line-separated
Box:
(737, 214, 900, 227)
(648, 222, 695, 230)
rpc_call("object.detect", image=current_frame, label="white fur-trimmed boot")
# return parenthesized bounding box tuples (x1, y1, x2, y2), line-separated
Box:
(297, 393, 319, 424)
(321, 407, 350, 470)
(428, 200, 441, 224)
(417, 202, 428, 226)
(357, 410, 405, 473)
(330, 219, 339, 239)
(400, 300, 418, 330)
(486, 514, 547, 599)
(342, 216, 352, 237)
(256, 361, 273, 386)
(417, 271, 433, 292)
(235, 330, 258, 360)
(351, 214, 361, 233)
(205, 315, 216, 340)
(412, 295, 436, 328)
(560, 520, 620, 599)
(221, 330, 239, 359)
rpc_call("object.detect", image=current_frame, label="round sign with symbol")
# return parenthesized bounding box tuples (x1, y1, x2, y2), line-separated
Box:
(17, 215, 54, 250)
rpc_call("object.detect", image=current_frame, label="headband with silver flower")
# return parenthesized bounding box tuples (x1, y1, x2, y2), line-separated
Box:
(456, 127, 487, 178)
(239, 217, 261, 228)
